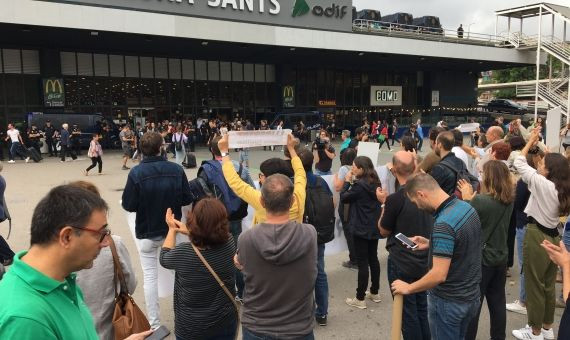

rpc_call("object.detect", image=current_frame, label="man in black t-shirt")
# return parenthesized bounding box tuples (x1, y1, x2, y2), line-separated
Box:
(377, 151, 433, 340)
(313, 130, 336, 176)
(348, 127, 367, 150)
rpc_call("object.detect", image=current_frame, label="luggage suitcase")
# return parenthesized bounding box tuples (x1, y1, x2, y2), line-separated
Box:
(182, 152, 197, 169)
(27, 147, 42, 163)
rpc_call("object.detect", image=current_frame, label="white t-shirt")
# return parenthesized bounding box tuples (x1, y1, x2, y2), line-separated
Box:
(7, 129, 20, 143)
(452, 146, 469, 168)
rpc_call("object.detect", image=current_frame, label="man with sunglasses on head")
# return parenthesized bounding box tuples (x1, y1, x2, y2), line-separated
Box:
(0, 185, 152, 340)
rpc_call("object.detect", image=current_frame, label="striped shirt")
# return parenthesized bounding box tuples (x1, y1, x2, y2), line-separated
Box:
(429, 197, 482, 302)
(159, 239, 236, 339)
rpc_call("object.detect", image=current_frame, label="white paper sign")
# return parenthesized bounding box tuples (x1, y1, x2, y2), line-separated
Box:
(228, 129, 292, 148)
(457, 122, 480, 133)
(546, 107, 562, 152)
(431, 90, 440, 107)
(356, 142, 380, 166)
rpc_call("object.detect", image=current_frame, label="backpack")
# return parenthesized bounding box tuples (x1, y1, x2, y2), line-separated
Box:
(191, 160, 249, 221)
(304, 176, 335, 244)
(439, 158, 480, 199)
(174, 134, 183, 151)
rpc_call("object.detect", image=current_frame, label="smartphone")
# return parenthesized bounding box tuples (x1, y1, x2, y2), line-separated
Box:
(395, 233, 418, 250)
(145, 326, 170, 340)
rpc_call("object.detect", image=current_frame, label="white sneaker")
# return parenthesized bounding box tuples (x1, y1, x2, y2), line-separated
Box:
(542, 328, 554, 340)
(365, 291, 381, 303)
(25, 157, 30, 163)
(345, 297, 367, 309)
(506, 300, 527, 315)
(7, 160, 14, 163)
(512, 326, 544, 340)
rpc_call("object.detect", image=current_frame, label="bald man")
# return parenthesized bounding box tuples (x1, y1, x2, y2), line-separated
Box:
(376, 151, 433, 340)
(478, 126, 505, 173)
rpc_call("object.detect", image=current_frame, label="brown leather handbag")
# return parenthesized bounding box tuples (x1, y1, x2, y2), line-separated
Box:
(109, 237, 151, 340)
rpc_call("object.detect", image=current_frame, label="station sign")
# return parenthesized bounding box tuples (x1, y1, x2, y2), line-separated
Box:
(370, 86, 402, 106)
(40, 0, 353, 32)
(43, 78, 65, 108)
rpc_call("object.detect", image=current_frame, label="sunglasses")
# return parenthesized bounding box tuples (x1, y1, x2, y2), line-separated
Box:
(70, 225, 111, 243)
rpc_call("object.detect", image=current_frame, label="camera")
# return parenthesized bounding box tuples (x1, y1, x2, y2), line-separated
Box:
(314, 137, 328, 150)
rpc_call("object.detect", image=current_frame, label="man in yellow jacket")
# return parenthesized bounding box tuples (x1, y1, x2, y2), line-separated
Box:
(218, 133, 306, 226)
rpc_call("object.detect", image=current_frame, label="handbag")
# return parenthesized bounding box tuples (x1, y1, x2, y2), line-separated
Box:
(109, 237, 151, 340)
(190, 243, 240, 340)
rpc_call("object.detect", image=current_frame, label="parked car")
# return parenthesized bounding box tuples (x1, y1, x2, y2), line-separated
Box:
(486, 99, 528, 113)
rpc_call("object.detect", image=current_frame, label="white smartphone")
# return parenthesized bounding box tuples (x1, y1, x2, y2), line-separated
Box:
(395, 233, 418, 250)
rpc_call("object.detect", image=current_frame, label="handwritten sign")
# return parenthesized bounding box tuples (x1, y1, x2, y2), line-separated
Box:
(456, 123, 480, 133)
(228, 129, 292, 148)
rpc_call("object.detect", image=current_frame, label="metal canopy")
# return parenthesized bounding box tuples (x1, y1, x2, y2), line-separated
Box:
(495, 3, 570, 23)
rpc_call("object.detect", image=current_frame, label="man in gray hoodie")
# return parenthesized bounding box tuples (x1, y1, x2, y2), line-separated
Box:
(235, 173, 317, 340)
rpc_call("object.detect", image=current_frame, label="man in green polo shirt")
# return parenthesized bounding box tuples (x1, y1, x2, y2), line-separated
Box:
(0, 185, 152, 340)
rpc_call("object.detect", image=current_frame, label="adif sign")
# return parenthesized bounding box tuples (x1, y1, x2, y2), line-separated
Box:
(370, 86, 402, 106)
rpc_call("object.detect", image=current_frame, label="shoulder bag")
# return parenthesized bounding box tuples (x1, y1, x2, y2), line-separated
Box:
(190, 243, 240, 340)
(109, 237, 151, 340)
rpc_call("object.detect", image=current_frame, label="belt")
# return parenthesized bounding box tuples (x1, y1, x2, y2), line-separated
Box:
(528, 217, 559, 238)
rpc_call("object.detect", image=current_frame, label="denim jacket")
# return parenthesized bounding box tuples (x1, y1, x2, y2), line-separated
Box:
(122, 156, 193, 239)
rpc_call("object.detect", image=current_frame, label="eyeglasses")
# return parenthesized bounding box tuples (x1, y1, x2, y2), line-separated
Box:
(70, 225, 111, 243)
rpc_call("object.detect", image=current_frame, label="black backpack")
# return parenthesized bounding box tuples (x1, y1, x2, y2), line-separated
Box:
(439, 158, 480, 199)
(304, 177, 335, 244)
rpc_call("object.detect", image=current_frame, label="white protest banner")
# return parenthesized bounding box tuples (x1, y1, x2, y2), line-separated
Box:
(356, 142, 380, 166)
(228, 129, 292, 149)
(456, 122, 480, 133)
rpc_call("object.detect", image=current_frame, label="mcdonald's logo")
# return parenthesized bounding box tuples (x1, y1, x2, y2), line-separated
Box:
(45, 79, 63, 94)
(283, 85, 295, 108)
(43, 78, 65, 108)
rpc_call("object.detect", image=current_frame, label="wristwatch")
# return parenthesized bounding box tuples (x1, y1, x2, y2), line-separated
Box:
(221, 151, 229, 157)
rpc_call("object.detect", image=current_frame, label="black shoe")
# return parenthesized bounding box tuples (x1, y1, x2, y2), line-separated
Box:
(342, 261, 358, 270)
(316, 315, 327, 326)
(122, 165, 130, 170)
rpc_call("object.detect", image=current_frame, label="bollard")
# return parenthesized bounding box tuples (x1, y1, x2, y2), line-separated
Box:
(391, 294, 404, 340)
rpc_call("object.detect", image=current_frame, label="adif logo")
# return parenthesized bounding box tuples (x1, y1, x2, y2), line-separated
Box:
(292, 0, 347, 19)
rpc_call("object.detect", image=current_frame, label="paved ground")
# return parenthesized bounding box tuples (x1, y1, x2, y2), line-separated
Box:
(0, 141, 564, 339)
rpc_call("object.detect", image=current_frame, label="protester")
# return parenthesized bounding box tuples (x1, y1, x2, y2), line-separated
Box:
(400, 135, 417, 153)
(429, 131, 469, 195)
(84, 134, 103, 176)
(541, 238, 570, 339)
(341, 156, 382, 309)
(348, 127, 367, 150)
(195, 135, 254, 303)
(478, 126, 505, 172)
(0, 185, 152, 340)
(392, 173, 481, 340)
(44, 120, 57, 157)
(300, 150, 334, 326)
(172, 126, 188, 166)
(512, 129, 570, 340)
(378, 123, 391, 151)
(160, 199, 238, 339)
(340, 130, 351, 154)
(391, 119, 400, 146)
(377, 151, 432, 340)
(416, 119, 424, 151)
(219, 133, 306, 226)
(461, 161, 515, 340)
(313, 130, 336, 176)
(59, 123, 76, 162)
(235, 173, 317, 339)
(334, 148, 358, 270)
(418, 126, 445, 173)
(451, 129, 469, 167)
(122, 131, 193, 329)
(120, 124, 135, 170)
(6, 123, 29, 163)
(74, 181, 138, 340)
(507, 148, 544, 316)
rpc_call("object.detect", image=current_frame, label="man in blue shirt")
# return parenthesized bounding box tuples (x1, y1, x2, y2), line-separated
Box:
(392, 173, 482, 340)
(60, 123, 77, 162)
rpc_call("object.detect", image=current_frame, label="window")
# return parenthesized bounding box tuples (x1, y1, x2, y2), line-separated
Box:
(109, 55, 125, 77)
(220, 62, 231, 81)
(155, 58, 168, 79)
(22, 50, 40, 74)
(78, 77, 95, 106)
(207, 61, 219, 81)
(255, 64, 265, 82)
(244, 64, 254, 82)
(95, 78, 111, 106)
(195, 60, 207, 81)
(182, 60, 194, 80)
(140, 57, 154, 79)
(125, 56, 139, 78)
(232, 63, 243, 81)
(3, 49, 22, 74)
(93, 54, 109, 77)
(5, 75, 24, 105)
(23, 75, 41, 106)
(169, 59, 181, 79)
(77, 53, 93, 76)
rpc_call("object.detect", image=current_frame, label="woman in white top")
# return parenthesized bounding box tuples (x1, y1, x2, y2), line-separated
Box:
(561, 123, 570, 151)
(512, 128, 570, 340)
(172, 126, 188, 165)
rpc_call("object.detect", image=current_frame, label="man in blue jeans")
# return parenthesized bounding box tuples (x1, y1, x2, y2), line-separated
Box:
(377, 151, 433, 340)
(392, 173, 482, 340)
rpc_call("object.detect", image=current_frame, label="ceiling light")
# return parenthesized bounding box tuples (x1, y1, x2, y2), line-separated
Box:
(201, 41, 209, 46)
(420, 57, 426, 61)
(358, 52, 364, 56)
(90, 31, 99, 36)
(290, 47, 296, 51)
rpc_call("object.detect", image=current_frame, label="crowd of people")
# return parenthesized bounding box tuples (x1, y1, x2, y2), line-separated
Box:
(0, 112, 569, 340)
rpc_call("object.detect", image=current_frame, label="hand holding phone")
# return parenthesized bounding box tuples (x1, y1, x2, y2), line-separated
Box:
(395, 233, 418, 250)
(145, 326, 170, 340)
